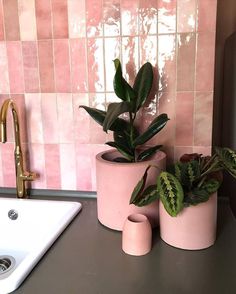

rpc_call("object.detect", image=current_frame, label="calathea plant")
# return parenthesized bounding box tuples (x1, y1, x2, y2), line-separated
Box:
(80, 59, 169, 162)
(130, 147, 236, 216)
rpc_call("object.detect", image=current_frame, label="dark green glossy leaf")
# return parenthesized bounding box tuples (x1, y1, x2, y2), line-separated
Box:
(201, 178, 221, 194)
(184, 188, 210, 206)
(80, 105, 128, 132)
(133, 113, 169, 146)
(133, 62, 153, 111)
(130, 165, 152, 205)
(103, 102, 131, 132)
(133, 185, 159, 207)
(113, 59, 136, 102)
(137, 145, 162, 161)
(105, 141, 134, 162)
(158, 172, 184, 217)
(215, 147, 236, 178)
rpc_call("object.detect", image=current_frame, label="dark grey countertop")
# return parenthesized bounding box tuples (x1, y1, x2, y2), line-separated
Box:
(9, 196, 236, 294)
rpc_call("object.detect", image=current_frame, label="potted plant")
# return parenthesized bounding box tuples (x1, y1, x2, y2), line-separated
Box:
(130, 147, 236, 249)
(80, 59, 169, 230)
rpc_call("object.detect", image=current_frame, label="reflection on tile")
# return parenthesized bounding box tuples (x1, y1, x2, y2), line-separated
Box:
(104, 37, 120, 91)
(175, 92, 194, 146)
(103, 0, 120, 36)
(196, 32, 215, 91)
(68, 0, 86, 38)
(122, 37, 139, 85)
(29, 143, 46, 189)
(194, 92, 213, 146)
(51, 0, 68, 38)
(177, 0, 196, 32)
(139, 0, 157, 35)
(45, 144, 61, 189)
(35, 0, 52, 39)
(87, 38, 105, 92)
(0, 0, 5, 40)
(158, 34, 176, 92)
(121, 0, 138, 36)
(60, 143, 76, 190)
(86, 0, 103, 37)
(140, 35, 157, 65)
(22, 41, 40, 93)
(177, 33, 196, 91)
(1, 143, 15, 187)
(18, 0, 37, 41)
(158, 0, 176, 34)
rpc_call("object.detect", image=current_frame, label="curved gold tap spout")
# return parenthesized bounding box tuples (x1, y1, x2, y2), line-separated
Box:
(0, 99, 37, 198)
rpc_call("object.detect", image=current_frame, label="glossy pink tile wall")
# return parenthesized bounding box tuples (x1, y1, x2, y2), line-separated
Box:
(0, 0, 217, 191)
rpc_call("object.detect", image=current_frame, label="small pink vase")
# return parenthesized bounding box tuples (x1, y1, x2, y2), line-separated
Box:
(122, 214, 152, 256)
(159, 193, 217, 250)
(96, 149, 166, 231)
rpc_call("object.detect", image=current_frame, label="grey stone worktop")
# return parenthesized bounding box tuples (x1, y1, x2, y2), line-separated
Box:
(7, 195, 236, 294)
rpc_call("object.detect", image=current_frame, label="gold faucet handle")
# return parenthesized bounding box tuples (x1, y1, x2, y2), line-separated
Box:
(21, 172, 39, 181)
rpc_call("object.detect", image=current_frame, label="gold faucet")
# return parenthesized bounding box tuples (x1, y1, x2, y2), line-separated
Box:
(0, 99, 37, 198)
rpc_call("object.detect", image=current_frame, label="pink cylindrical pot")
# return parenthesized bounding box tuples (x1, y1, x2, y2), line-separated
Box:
(159, 193, 217, 250)
(96, 149, 166, 231)
(122, 214, 152, 256)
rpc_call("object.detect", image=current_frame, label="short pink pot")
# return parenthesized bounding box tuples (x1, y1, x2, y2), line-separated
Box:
(96, 149, 166, 231)
(159, 193, 217, 250)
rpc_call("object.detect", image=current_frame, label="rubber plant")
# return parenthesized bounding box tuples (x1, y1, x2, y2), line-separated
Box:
(130, 147, 236, 216)
(80, 59, 169, 162)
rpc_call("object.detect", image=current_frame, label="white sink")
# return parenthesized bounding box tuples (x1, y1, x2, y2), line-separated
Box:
(0, 197, 82, 294)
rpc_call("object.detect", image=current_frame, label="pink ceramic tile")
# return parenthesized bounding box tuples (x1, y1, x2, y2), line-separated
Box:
(103, 0, 120, 36)
(54, 39, 71, 93)
(193, 146, 212, 156)
(68, 0, 86, 38)
(6, 41, 24, 93)
(1, 142, 15, 187)
(28, 143, 46, 188)
(177, 0, 196, 32)
(174, 146, 193, 161)
(24, 94, 44, 143)
(86, 0, 103, 37)
(104, 37, 121, 91)
(122, 37, 139, 86)
(87, 38, 105, 92)
(51, 0, 68, 38)
(22, 41, 40, 93)
(70, 39, 87, 92)
(41, 93, 59, 143)
(194, 92, 213, 146)
(0, 0, 5, 40)
(197, 0, 217, 32)
(57, 93, 74, 143)
(140, 35, 158, 66)
(155, 92, 175, 147)
(196, 32, 215, 91)
(158, 34, 176, 92)
(35, 0, 52, 39)
(59, 143, 76, 190)
(89, 93, 106, 144)
(38, 40, 55, 92)
(177, 33, 196, 91)
(18, 0, 37, 40)
(175, 92, 194, 146)
(11, 94, 27, 143)
(75, 143, 92, 191)
(73, 94, 90, 143)
(139, 0, 157, 35)
(120, 0, 138, 36)
(158, 0, 176, 34)
(0, 43, 10, 93)
(0, 146, 4, 185)
(2, 0, 20, 40)
(44, 144, 61, 189)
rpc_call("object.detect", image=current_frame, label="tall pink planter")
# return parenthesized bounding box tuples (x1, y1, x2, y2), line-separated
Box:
(159, 193, 217, 250)
(96, 149, 166, 231)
